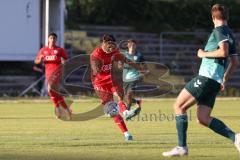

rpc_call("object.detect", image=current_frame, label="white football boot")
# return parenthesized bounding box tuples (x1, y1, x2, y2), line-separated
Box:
(122, 110, 134, 120)
(123, 108, 141, 121)
(124, 132, 133, 141)
(234, 133, 240, 153)
(162, 146, 188, 157)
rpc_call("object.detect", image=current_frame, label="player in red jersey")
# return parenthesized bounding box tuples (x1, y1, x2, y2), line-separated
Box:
(34, 33, 71, 119)
(90, 34, 143, 140)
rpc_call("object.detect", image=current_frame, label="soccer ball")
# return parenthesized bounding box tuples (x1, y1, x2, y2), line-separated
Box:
(104, 101, 119, 117)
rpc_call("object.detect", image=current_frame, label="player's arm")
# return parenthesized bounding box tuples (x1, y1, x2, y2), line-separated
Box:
(90, 55, 102, 75)
(198, 42, 229, 58)
(61, 48, 69, 64)
(33, 64, 43, 73)
(223, 55, 239, 85)
(34, 49, 44, 64)
(114, 53, 146, 73)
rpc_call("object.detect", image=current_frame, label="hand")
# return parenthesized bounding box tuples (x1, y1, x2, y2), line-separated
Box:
(35, 54, 43, 64)
(220, 83, 225, 92)
(221, 78, 227, 92)
(197, 49, 205, 58)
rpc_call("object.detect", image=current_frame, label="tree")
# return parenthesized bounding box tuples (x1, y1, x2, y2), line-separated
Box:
(65, 0, 240, 32)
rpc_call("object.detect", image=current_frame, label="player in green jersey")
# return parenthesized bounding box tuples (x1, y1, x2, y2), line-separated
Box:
(122, 39, 145, 111)
(163, 4, 239, 157)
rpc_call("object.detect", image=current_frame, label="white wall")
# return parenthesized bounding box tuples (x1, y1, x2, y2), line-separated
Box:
(0, 0, 41, 61)
(49, 0, 64, 47)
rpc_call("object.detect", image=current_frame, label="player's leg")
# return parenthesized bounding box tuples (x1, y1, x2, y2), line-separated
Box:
(163, 75, 202, 157)
(48, 89, 61, 118)
(113, 85, 141, 120)
(198, 105, 240, 153)
(123, 82, 133, 109)
(125, 91, 141, 110)
(174, 88, 196, 146)
(112, 84, 128, 113)
(130, 80, 142, 109)
(162, 88, 196, 157)
(125, 90, 142, 117)
(124, 81, 141, 110)
(197, 105, 236, 141)
(95, 86, 132, 140)
(48, 81, 71, 119)
(112, 114, 132, 141)
(110, 90, 133, 139)
(125, 91, 133, 109)
(115, 92, 128, 113)
(195, 77, 240, 152)
(57, 96, 72, 119)
(197, 98, 240, 153)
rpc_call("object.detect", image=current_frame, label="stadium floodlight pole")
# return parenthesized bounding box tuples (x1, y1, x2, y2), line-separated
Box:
(60, 0, 65, 48)
(45, 0, 49, 46)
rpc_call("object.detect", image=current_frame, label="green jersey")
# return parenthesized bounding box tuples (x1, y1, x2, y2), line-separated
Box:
(199, 25, 237, 83)
(122, 51, 144, 82)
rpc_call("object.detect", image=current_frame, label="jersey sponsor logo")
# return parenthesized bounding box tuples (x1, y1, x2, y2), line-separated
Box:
(43, 51, 48, 55)
(53, 50, 58, 54)
(101, 64, 112, 71)
(194, 79, 202, 88)
(45, 55, 57, 61)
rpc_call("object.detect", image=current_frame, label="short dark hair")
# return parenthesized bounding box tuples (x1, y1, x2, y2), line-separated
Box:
(211, 4, 229, 20)
(48, 32, 58, 38)
(127, 39, 137, 44)
(102, 34, 116, 43)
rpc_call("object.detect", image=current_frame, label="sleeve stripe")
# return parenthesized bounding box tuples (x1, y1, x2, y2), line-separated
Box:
(229, 54, 238, 56)
(218, 39, 229, 45)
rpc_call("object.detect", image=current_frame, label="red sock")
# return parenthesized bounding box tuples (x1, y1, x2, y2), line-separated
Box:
(58, 96, 68, 109)
(113, 114, 128, 133)
(48, 90, 59, 108)
(118, 101, 127, 113)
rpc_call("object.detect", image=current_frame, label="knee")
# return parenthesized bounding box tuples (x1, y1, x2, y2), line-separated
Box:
(197, 116, 210, 126)
(174, 102, 186, 114)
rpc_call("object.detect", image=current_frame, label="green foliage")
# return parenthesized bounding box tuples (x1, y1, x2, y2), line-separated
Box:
(65, 0, 240, 32)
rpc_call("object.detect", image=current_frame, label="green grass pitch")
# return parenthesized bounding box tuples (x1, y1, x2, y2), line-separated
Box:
(0, 98, 240, 160)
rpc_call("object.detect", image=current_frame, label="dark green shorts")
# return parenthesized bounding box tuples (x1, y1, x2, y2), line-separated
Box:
(123, 80, 139, 95)
(184, 75, 221, 108)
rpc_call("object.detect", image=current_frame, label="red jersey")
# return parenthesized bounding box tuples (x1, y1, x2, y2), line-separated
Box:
(90, 47, 123, 87)
(36, 45, 68, 81)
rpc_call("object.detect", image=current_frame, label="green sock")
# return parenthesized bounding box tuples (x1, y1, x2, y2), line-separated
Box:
(176, 114, 188, 147)
(209, 118, 235, 142)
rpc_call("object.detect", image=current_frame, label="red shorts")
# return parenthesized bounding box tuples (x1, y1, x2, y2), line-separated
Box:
(46, 69, 62, 88)
(93, 83, 124, 104)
